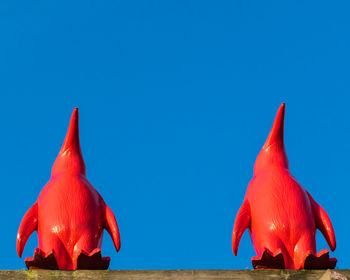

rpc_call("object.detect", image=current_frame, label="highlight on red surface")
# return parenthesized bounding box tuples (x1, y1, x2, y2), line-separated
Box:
(232, 103, 336, 269)
(16, 108, 121, 270)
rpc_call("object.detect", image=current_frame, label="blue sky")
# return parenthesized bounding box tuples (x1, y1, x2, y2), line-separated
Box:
(1, 1, 350, 269)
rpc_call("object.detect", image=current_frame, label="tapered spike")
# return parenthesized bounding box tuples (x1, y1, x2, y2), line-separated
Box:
(263, 103, 285, 149)
(51, 108, 86, 175)
(60, 108, 81, 154)
(254, 103, 289, 174)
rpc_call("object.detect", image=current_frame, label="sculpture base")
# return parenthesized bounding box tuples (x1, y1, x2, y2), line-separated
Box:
(251, 248, 337, 269)
(77, 248, 110, 270)
(25, 248, 110, 270)
(304, 249, 337, 269)
(252, 249, 285, 269)
(25, 248, 58, 270)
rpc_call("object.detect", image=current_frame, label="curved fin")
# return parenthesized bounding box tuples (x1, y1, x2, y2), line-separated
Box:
(254, 103, 289, 174)
(232, 199, 251, 255)
(307, 192, 336, 251)
(17, 202, 38, 257)
(51, 108, 86, 176)
(103, 204, 121, 252)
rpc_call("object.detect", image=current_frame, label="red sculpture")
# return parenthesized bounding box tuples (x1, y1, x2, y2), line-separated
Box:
(232, 103, 336, 269)
(17, 108, 121, 270)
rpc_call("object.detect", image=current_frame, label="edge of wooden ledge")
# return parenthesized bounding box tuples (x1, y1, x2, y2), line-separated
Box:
(0, 269, 349, 280)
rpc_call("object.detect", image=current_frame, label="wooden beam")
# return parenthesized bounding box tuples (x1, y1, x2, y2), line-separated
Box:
(0, 270, 348, 280)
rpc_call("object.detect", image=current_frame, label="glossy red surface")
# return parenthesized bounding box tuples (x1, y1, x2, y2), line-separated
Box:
(17, 108, 121, 270)
(232, 103, 336, 269)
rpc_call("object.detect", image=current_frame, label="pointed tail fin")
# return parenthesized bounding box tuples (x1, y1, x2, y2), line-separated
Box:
(103, 204, 121, 252)
(232, 199, 251, 256)
(307, 192, 336, 251)
(17, 202, 38, 257)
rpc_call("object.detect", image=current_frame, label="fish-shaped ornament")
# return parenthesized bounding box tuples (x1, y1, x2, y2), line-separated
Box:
(17, 108, 121, 270)
(232, 103, 336, 269)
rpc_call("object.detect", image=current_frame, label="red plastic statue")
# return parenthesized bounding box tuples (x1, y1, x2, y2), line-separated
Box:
(17, 108, 121, 270)
(232, 103, 336, 269)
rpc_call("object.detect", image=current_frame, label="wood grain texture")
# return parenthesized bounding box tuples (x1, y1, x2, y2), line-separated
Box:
(0, 270, 349, 280)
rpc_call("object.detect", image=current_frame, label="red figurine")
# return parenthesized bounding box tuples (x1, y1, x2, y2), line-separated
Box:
(17, 108, 121, 270)
(232, 103, 336, 269)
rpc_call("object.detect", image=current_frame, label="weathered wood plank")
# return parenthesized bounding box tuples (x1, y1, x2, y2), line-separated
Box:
(0, 270, 348, 280)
